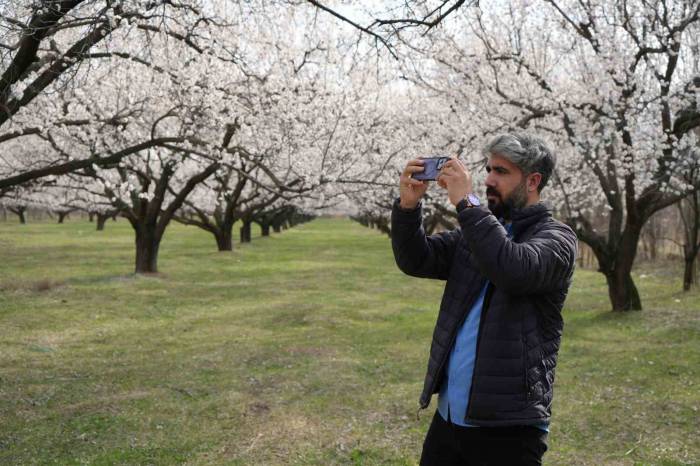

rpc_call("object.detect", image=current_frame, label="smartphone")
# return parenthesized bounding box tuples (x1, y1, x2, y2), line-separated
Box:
(412, 156, 450, 181)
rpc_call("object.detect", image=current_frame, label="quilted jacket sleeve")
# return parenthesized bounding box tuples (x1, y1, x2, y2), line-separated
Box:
(457, 205, 577, 294)
(391, 197, 461, 281)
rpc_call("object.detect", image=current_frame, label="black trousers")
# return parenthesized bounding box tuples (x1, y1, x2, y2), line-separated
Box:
(420, 410, 548, 466)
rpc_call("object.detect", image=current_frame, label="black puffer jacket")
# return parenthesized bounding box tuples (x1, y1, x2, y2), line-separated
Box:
(391, 197, 577, 427)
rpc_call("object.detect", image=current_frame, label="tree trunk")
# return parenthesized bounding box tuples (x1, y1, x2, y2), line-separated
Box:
(378, 218, 391, 237)
(273, 223, 282, 233)
(10, 207, 27, 224)
(678, 193, 699, 292)
(57, 212, 68, 223)
(641, 215, 659, 261)
(261, 223, 270, 237)
(604, 268, 642, 311)
(96, 214, 109, 231)
(135, 228, 160, 274)
(240, 220, 251, 243)
(587, 224, 643, 311)
(682, 257, 695, 292)
(88, 212, 95, 222)
(216, 229, 233, 251)
(682, 241, 699, 292)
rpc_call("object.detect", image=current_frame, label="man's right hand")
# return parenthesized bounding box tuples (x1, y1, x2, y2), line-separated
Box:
(399, 159, 429, 210)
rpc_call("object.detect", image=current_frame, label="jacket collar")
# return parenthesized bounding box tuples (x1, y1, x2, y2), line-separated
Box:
(500, 202, 551, 238)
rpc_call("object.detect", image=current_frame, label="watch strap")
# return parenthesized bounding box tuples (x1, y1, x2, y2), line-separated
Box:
(456, 193, 480, 212)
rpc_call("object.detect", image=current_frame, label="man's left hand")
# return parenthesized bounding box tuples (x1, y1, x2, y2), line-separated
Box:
(437, 157, 473, 206)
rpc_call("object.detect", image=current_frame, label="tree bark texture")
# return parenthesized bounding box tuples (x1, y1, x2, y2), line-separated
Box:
(240, 220, 252, 243)
(134, 227, 160, 274)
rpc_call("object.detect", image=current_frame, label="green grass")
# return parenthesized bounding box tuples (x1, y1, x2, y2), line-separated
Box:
(0, 217, 698, 465)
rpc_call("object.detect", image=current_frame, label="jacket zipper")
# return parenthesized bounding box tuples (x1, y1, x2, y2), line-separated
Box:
(463, 223, 515, 421)
(522, 334, 530, 401)
(421, 280, 493, 409)
(424, 278, 489, 408)
(464, 282, 495, 422)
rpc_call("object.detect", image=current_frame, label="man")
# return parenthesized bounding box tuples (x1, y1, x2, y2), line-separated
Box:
(391, 133, 577, 465)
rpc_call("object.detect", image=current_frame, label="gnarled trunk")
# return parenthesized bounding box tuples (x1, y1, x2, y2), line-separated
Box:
(604, 269, 642, 311)
(216, 228, 233, 251)
(587, 226, 643, 312)
(261, 223, 270, 237)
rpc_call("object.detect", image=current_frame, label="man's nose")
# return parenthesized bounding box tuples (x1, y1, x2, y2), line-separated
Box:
(485, 173, 496, 188)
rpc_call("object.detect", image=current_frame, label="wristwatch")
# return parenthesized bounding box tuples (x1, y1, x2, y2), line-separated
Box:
(456, 193, 481, 212)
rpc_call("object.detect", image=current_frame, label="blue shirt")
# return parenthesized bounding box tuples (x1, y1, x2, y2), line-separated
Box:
(437, 222, 549, 432)
(437, 282, 489, 426)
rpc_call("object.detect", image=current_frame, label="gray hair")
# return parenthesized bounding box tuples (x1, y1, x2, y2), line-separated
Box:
(482, 133, 556, 193)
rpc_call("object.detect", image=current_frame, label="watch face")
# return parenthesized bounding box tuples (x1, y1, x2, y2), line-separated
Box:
(467, 193, 481, 206)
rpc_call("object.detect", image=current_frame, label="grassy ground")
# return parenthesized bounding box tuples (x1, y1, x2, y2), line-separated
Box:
(0, 217, 698, 465)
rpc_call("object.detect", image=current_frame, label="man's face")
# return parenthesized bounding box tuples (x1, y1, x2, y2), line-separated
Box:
(484, 154, 529, 220)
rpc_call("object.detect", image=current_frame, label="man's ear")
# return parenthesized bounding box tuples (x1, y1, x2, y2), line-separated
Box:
(528, 173, 542, 192)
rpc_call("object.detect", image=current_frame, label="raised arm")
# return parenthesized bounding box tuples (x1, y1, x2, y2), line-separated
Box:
(391, 198, 460, 280)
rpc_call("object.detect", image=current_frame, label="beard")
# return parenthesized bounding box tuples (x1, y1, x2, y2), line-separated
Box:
(486, 180, 528, 220)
